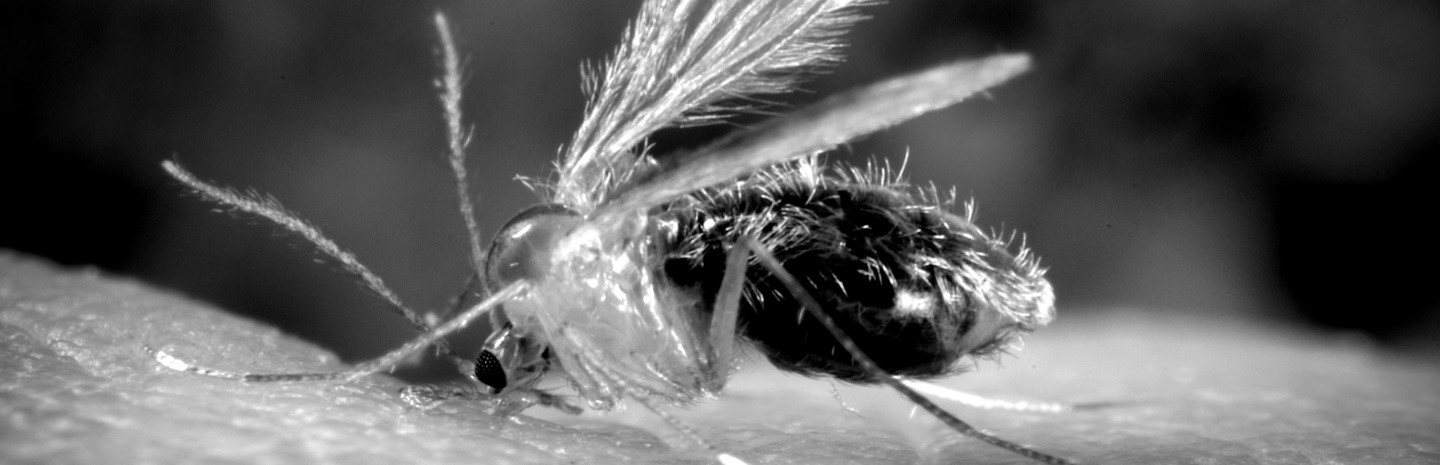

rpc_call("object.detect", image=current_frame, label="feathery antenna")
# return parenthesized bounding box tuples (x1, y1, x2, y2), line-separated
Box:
(434, 13, 487, 276)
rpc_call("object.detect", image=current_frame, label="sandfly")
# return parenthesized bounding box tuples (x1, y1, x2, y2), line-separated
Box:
(149, 1, 1073, 464)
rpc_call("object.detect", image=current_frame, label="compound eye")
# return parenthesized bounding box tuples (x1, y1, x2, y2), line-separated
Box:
(473, 350, 507, 394)
(484, 203, 582, 292)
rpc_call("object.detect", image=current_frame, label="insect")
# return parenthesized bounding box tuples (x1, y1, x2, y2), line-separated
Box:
(149, 1, 1071, 464)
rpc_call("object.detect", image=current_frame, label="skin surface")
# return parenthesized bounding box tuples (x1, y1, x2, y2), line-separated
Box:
(3, 250, 1438, 465)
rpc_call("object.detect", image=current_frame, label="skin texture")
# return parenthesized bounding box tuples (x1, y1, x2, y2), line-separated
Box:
(3, 250, 1438, 465)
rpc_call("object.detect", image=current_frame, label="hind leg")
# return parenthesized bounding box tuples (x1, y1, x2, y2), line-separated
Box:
(700, 241, 751, 391)
(739, 237, 1076, 465)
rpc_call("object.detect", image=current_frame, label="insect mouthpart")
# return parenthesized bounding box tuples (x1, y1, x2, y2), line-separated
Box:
(472, 324, 550, 394)
(468, 203, 584, 395)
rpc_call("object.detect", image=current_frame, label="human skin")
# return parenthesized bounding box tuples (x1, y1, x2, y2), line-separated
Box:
(2, 250, 1437, 465)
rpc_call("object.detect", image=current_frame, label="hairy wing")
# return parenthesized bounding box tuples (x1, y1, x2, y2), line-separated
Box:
(592, 54, 1033, 222)
(555, 0, 872, 212)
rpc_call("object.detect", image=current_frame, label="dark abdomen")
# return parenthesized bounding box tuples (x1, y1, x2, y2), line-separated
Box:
(660, 173, 1000, 382)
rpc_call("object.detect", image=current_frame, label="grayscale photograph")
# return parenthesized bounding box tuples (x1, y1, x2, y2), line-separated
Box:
(3, 1, 1438, 464)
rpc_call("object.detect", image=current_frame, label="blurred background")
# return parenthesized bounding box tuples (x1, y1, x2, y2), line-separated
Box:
(4, 1, 1438, 380)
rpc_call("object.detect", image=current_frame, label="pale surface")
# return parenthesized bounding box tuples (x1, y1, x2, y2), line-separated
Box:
(2, 250, 1437, 465)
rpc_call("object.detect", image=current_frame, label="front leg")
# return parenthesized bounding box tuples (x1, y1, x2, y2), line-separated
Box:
(496, 388, 584, 416)
(398, 381, 488, 410)
(399, 382, 582, 416)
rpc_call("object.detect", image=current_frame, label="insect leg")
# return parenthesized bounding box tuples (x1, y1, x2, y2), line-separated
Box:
(432, 270, 483, 331)
(738, 237, 1077, 465)
(901, 379, 1074, 413)
(398, 381, 490, 410)
(630, 393, 750, 465)
(399, 379, 582, 416)
(148, 282, 526, 383)
(574, 345, 750, 465)
(161, 160, 466, 367)
(701, 241, 749, 389)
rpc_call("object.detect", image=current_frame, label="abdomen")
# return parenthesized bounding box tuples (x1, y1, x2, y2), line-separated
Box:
(658, 166, 1051, 383)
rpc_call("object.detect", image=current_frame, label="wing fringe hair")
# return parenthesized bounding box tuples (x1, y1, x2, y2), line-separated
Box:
(557, 0, 873, 210)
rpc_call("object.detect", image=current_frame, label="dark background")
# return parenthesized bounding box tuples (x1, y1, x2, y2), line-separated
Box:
(5, 1, 1438, 378)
